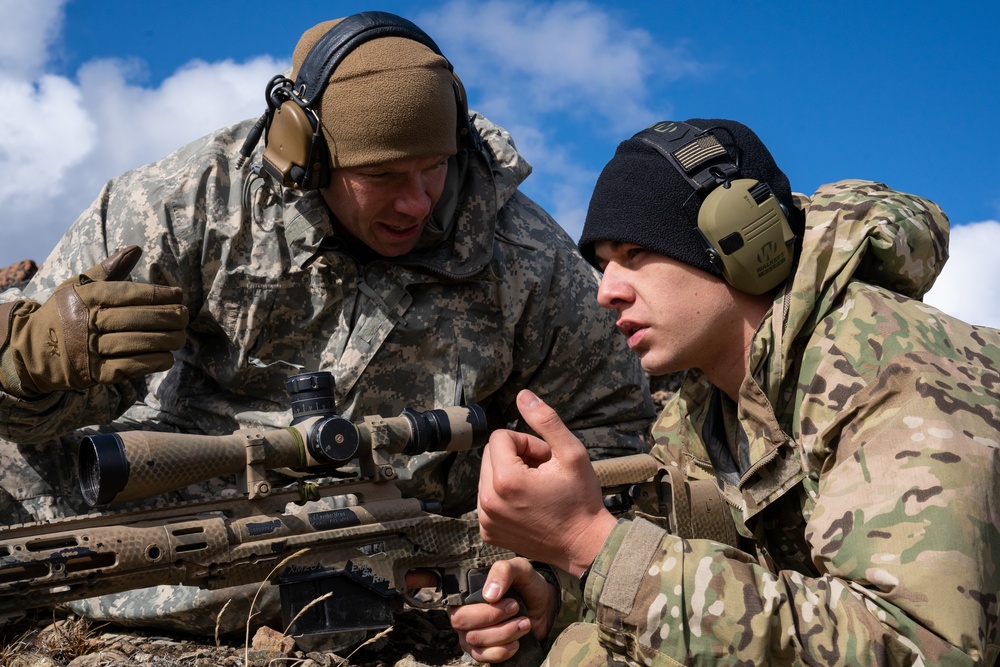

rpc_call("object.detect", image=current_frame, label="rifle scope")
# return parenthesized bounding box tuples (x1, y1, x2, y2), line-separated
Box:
(79, 372, 489, 507)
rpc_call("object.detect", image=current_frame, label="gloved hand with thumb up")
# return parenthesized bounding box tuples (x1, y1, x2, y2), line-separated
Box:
(0, 246, 188, 398)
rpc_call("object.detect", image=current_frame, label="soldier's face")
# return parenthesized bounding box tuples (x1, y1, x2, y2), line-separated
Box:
(321, 154, 450, 257)
(594, 241, 738, 377)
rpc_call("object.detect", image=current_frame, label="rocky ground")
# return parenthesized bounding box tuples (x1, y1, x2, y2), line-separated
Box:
(0, 259, 680, 667)
(0, 608, 470, 667)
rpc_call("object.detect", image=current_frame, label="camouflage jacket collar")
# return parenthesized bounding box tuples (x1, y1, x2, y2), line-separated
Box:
(768, 180, 950, 393)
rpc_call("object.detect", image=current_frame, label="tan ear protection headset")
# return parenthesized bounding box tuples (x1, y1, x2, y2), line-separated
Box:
(237, 11, 476, 191)
(636, 121, 795, 295)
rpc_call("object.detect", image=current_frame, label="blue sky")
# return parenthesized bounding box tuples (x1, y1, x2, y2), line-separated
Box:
(2, 0, 999, 326)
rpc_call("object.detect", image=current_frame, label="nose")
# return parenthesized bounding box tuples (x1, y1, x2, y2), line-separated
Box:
(393, 172, 435, 220)
(596, 263, 633, 311)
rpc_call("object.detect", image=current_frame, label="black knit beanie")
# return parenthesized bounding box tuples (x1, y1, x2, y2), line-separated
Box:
(579, 119, 802, 275)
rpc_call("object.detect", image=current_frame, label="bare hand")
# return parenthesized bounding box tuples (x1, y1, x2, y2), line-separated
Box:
(448, 557, 558, 664)
(478, 390, 619, 577)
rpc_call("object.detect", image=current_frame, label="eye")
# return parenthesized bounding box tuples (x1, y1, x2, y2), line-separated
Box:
(354, 168, 390, 180)
(423, 159, 449, 176)
(625, 247, 646, 265)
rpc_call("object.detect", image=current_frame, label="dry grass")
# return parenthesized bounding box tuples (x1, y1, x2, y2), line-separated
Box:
(0, 621, 36, 665)
(0, 613, 103, 664)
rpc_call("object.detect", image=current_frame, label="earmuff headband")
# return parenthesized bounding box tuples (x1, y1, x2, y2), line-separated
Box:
(636, 121, 740, 194)
(295, 12, 448, 105)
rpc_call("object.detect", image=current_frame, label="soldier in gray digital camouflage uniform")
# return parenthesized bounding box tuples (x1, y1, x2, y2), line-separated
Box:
(453, 119, 1000, 665)
(0, 13, 653, 638)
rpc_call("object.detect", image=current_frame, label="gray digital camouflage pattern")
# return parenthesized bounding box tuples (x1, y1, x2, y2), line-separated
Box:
(0, 112, 653, 634)
(546, 181, 1000, 665)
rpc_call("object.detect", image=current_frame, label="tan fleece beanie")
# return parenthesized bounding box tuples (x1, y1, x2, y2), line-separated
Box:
(291, 19, 459, 168)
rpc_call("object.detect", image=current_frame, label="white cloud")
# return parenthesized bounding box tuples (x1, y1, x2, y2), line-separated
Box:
(419, 0, 700, 134)
(0, 70, 95, 202)
(924, 220, 1000, 329)
(71, 55, 282, 176)
(0, 0, 62, 77)
(0, 3, 284, 268)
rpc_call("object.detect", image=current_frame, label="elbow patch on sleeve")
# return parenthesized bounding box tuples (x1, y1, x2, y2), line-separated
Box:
(598, 518, 666, 615)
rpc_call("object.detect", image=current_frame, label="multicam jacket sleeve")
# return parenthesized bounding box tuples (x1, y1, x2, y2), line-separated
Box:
(567, 181, 1000, 665)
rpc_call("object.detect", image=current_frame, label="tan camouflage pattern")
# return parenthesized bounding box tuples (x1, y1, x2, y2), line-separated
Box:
(548, 181, 1000, 665)
(543, 622, 633, 666)
(0, 112, 652, 631)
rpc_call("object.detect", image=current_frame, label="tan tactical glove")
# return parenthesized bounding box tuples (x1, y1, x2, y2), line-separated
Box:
(0, 246, 189, 398)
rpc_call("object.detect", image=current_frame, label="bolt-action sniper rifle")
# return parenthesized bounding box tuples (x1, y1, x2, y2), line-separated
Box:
(0, 371, 663, 650)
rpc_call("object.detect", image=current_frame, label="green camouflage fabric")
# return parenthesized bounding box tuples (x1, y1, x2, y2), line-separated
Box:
(547, 180, 1000, 665)
(0, 112, 652, 634)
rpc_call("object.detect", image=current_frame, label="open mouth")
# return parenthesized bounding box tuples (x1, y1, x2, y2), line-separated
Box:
(618, 321, 648, 349)
(380, 222, 421, 237)
(620, 322, 641, 337)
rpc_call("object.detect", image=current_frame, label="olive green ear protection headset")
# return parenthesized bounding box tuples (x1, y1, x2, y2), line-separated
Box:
(636, 121, 795, 295)
(237, 11, 476, 190)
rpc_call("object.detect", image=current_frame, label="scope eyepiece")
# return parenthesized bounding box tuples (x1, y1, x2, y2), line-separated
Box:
(400, 405, 489, 455)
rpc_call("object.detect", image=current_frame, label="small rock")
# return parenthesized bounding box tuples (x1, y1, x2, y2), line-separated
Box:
(9, 656, 61, 667)
(251, 624, 296, 655)
(244, 648, 282, 667)
(179, 648, 212, 660)
(0, 259, 38, 291)
(67, 651, 129, 667)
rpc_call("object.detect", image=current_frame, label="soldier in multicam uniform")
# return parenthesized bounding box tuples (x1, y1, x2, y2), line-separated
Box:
(452, 119, 1000, 664)
(0, 13, 652, 637)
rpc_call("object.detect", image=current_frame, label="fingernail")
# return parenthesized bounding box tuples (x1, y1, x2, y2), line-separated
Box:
(484, 583, 501, 601)
(504, 599, 518, 614)
(520, 389, 539, 408)
(517, 618, 531, 632)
